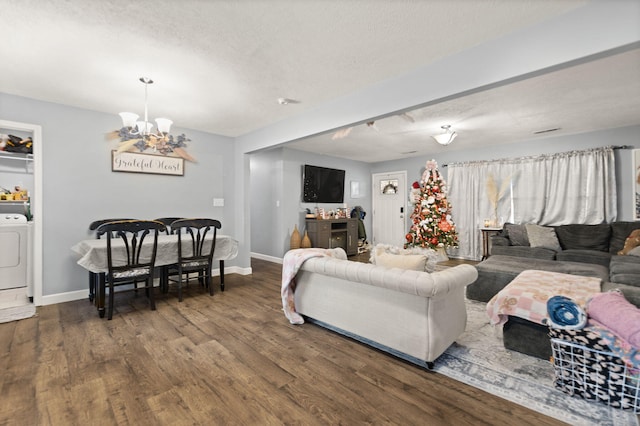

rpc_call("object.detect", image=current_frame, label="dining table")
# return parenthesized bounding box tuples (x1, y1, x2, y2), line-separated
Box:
(71, 233, 239, 317)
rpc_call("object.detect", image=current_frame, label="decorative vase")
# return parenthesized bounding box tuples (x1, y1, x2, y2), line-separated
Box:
(301, 230, 312, 248)
(290, 224, 301, 249)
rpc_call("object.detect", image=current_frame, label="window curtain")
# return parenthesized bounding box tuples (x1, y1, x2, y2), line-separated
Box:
(446, 147, 617, 260)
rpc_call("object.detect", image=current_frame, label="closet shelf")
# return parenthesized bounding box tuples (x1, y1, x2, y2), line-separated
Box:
(0, 152, 33, 161)
(0, 151, 34, 173)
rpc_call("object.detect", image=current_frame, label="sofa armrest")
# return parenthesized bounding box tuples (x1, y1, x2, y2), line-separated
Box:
(609, 254, 640, 286)
(490, 235, 510, 247)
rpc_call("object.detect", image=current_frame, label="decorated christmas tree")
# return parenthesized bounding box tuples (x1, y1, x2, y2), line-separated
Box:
(405, 159, 458, 249)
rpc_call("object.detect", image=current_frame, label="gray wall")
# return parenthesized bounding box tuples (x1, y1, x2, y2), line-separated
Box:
(250, 125, 639, 260)
(0, 93, 235, 298)
(250, 147, 372, 258)
(250, 148, 283, 257)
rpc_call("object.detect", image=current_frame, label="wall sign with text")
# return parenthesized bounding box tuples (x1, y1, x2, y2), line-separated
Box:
(112, 151, 184, 176)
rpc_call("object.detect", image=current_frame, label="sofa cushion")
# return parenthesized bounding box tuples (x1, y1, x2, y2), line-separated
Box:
(554, 224, 611, 251)
(555, 249, 611, 267)
(375, 252, 427, 271)
(525, 224, 562, 251)
(467, 255, 609, 302)
(503, 223, 529, 246)
(609, 255, 640, 286)
(490, 245, 556, 260)
(610, 221, 640, 254)
(370, 244, 439, 272)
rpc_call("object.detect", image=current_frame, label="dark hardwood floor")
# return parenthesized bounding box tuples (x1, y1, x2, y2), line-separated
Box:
(0, 258, 566, 425)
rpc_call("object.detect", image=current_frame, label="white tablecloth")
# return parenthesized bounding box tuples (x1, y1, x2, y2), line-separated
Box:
(71, 234, 239, 273)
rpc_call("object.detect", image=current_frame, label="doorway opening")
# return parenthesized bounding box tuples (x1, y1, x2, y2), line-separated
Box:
(0, 120, 42, 312)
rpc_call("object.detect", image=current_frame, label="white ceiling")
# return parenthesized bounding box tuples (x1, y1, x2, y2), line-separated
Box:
(2, 0, 639, 163)
(288, 47, 640, 162)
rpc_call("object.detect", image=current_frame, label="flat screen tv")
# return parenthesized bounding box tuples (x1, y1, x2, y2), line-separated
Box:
(302, 164, 345, 203)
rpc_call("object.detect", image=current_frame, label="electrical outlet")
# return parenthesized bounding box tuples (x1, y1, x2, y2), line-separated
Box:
(213, 198, 224, 207)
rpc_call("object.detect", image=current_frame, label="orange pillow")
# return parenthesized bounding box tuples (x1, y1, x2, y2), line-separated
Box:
(618, 229, 640, 255)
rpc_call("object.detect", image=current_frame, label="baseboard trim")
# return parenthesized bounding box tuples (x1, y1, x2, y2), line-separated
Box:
(40, 290, 88, 306)
(251, 252, 283, 264)
(39, 266, 253, 306)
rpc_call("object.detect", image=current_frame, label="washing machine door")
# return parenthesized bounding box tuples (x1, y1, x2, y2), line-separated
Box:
(0, 223, 29, 290)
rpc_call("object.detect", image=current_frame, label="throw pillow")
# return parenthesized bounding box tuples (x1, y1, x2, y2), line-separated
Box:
(618, 229, 640, 255)
(374, 252, 427, 271)
(610, 222, 640, 254)
(525, 224, 562, 252)
(504, 223, 529, 246)
(554, 224, 611, 251)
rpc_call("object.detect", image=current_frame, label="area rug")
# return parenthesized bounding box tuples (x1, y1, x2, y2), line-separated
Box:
(0, 304, 36, 324)
(433, 298, 638, 426)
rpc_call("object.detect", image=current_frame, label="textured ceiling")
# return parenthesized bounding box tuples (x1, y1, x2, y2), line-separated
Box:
(2, 1, 637, 163)
(287, 47, 640, 162)
(1, 0, 589, 138)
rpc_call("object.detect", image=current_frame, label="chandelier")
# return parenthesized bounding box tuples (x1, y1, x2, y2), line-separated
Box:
(115, 77, 193, 159)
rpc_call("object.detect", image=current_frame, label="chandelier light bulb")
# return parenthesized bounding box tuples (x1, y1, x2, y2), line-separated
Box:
(119, 77, 172, 137)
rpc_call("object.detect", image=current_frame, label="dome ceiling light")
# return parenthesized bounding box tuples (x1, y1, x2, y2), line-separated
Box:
(432, 125, 457, 146)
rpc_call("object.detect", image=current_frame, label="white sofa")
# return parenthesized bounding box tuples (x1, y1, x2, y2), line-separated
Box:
(293, 256, 478, 368)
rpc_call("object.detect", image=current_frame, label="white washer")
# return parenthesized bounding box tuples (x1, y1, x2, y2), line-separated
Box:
(0, 214, 29, 290)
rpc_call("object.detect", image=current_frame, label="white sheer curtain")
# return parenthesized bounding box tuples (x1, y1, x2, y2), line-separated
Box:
(447, 147, 617, 260)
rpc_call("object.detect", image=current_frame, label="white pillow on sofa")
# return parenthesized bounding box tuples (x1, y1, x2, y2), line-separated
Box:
(525, 224, 562, 251)
(374, 252, 427, 271)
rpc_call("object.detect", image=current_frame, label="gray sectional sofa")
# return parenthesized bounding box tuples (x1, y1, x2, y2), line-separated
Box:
(467, 221, 640, 360)
(467, 221, 640, 306)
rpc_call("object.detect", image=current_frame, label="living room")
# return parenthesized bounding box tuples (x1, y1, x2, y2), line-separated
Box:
(1, 1, 639, 424)
(0, 1, 638, 304)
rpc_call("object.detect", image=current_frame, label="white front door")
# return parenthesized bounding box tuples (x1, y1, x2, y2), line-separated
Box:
(372, 171, 407, 246)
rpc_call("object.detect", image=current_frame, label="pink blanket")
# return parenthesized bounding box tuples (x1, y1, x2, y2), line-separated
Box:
(587, 318, 640, 368)
(487, 270, 601, 326)
(587, 290, 640, 348)
(281, 248, 347, 324)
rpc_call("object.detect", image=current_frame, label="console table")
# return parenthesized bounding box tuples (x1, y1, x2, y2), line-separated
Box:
(480, 227, 502, 260)
(305, 218, 358, 256)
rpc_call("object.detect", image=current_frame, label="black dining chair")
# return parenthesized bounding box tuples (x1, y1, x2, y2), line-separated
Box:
(97, 220, 166, 320)
(87, 218, 134, 304)
(154, 217, 184, 235)
(164, 218, 221, 302)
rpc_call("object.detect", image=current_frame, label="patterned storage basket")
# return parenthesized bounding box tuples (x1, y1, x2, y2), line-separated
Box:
(549, 327, 640, 412)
